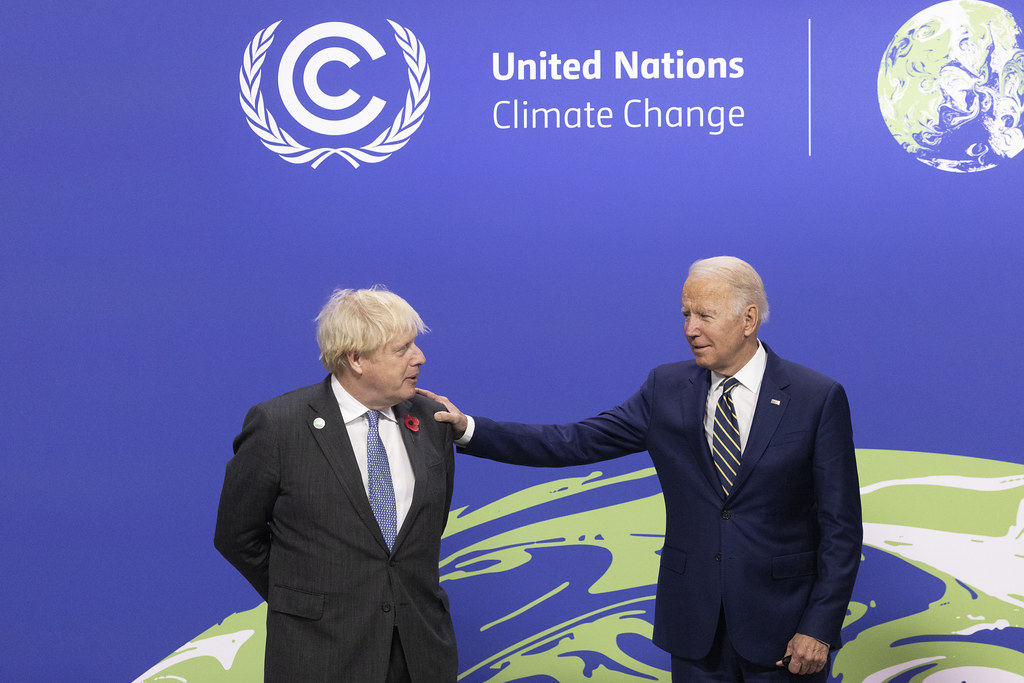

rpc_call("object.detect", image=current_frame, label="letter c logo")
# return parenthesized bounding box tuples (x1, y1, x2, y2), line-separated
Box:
(277, 22, 388, 136)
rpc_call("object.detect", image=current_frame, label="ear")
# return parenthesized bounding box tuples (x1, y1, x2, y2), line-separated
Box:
(346, 351, 363, 375)
(742, 305, 760, 337)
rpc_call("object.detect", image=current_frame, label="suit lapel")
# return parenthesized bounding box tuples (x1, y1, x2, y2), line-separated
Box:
(393, 399, 426, 550)
(730, 349, 790, 497)
(684, 367, 724, 498)
(307, 377, 390, 552)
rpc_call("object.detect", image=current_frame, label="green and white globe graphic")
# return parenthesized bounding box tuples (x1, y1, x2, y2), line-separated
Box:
(878, 0, 1024, 172)
(136, 450, 1024, 682)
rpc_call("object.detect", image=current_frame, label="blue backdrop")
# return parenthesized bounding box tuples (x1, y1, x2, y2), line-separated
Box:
(4, 1, 1023, 680)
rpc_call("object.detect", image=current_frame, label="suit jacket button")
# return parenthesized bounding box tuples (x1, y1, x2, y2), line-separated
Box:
(721, 509, 731, 520)
(714, 552, 722, 562)
(382, 603, 392, 612)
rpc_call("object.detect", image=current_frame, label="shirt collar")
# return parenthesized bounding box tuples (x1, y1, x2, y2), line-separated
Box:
(330, 374, 397, 424)
(711, 340, 767, 394)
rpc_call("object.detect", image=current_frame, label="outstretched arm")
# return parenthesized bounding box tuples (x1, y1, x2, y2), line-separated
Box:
(419, 375, 652, 468)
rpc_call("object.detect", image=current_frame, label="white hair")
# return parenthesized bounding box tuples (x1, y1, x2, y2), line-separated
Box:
(687, 256, 769, 323)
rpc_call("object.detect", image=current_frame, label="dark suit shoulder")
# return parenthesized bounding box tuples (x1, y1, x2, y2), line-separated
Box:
(406, 391, 446, 415)
(243, 378, 331, 423)
(649, 359, 701, 377)
(770, 353, 844, 391)
(645, 360, 705, 389)
(647, 349, 844, 393)
(257, 377, 329, 405)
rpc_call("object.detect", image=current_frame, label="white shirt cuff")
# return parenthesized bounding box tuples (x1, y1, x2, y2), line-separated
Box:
(455, 415, 476, 446)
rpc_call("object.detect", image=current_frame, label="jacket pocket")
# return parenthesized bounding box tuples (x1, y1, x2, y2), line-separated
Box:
(771, 551, 817, 579)
(269, 584, 325, 619)
(660, 545, 687, 575)
(767, 429, 810, 448)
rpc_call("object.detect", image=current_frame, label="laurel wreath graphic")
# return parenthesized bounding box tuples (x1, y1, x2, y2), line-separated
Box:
(239, 20, 431, 169)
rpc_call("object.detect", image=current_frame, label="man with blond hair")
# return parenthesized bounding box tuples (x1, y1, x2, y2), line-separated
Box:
(215, 286, 457, 683)
(421, 257, 861, 682)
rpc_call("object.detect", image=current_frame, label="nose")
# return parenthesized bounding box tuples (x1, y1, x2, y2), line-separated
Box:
(411, 343, 426, 366)
(684, 317, 699, 339)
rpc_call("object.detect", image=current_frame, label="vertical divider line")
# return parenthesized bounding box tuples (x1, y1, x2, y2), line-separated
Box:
(808, 18, 813, 157)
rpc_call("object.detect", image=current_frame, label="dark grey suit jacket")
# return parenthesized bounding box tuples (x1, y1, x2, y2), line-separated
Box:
(215, 376, 458, 682)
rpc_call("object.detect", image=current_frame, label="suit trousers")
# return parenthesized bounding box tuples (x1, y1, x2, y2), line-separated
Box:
(670, 608, 829, 683)
(387, 628, 412, 683)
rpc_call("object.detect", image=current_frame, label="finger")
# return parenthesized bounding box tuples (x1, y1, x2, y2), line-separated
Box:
(792, 657, 824, 676)
(793, 647, 826, 674)
(417, 387, 456, 412)
(805, 654, 826, 674)
(432, 410, 468, 441)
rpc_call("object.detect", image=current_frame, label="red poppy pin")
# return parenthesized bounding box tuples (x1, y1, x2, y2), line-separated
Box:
(404, 414, 420, 432)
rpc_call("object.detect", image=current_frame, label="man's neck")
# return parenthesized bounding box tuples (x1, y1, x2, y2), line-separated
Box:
(335, 373, 391, 412)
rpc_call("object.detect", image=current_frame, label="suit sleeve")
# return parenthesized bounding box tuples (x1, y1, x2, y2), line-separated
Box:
(799, 381, 863, 648)
(460, 375, 653, 466)
(213, 404, 280, 601)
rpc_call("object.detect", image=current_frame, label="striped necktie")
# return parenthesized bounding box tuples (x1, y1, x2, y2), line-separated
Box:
(365, 410, 398, 550)
(712, 377, 742, 495)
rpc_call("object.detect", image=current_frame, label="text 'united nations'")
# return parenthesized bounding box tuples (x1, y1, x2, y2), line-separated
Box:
(493, 50, 745, 81)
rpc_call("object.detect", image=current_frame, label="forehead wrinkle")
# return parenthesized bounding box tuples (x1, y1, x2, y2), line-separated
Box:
(683, 301, 718, 315)
(684, 278, 737, 315)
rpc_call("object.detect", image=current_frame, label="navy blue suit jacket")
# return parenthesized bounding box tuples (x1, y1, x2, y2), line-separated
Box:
(460, 346, 862, 665)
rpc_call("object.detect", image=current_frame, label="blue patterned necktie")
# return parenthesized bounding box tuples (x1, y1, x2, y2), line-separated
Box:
(712, 377, 742, 496)
(365, 410, 398, 550)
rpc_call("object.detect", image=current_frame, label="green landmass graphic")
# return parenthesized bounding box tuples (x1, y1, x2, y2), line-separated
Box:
(136, 450, 1024, 682)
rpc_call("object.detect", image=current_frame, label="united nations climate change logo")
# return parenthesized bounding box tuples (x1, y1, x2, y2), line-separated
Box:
(239, 20, 430, 169)
(878, 0, 1024, 172)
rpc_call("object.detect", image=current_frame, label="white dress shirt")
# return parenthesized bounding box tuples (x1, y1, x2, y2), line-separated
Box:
(331, 375, 416, 532)
(703, 341, 767, 454)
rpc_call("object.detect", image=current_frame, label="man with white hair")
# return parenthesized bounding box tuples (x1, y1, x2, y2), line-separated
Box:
(421, 257, 862, 681)
(215, 286, 457, 683)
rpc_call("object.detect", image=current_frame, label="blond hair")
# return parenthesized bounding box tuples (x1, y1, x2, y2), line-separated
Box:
(315, 286, 427, 374)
